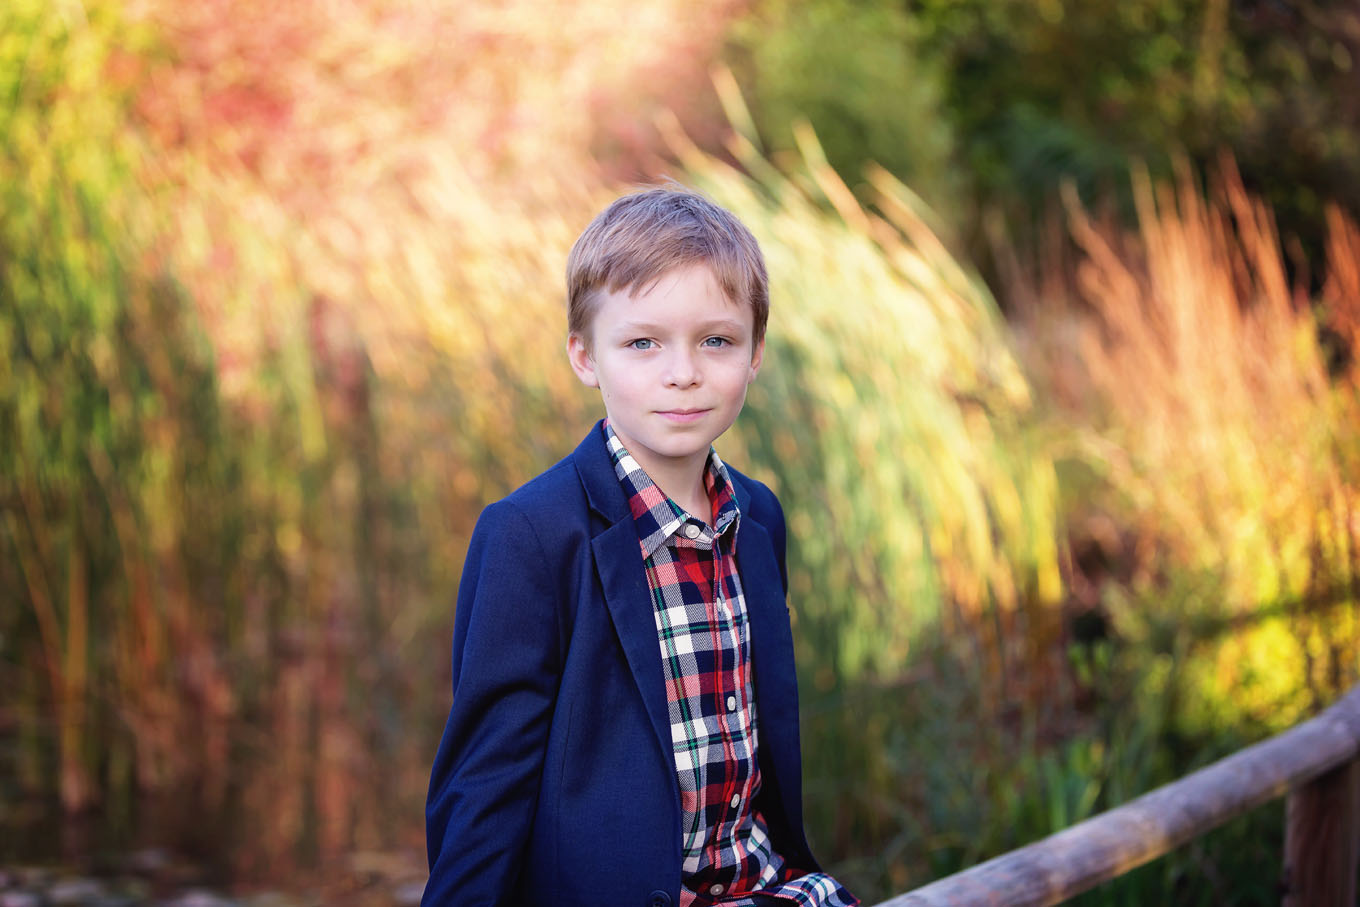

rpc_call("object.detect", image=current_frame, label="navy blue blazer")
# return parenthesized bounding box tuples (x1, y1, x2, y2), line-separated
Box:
(424, 422, 821, 907)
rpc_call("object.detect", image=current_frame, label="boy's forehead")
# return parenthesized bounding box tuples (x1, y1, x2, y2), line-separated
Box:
(600, 266, 752, 326)
(624, 262, 722, 297)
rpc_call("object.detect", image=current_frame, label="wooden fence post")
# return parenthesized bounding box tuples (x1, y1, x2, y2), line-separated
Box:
(1282, 757, 1360, 907)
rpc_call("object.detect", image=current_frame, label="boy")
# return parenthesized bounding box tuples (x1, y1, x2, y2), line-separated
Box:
(424, 187, 857, 907)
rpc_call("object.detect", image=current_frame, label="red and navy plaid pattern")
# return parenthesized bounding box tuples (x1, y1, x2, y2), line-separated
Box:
(605, 423, 856, 907)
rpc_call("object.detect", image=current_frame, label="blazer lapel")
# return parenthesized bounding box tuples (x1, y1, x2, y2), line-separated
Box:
(572, 423, 676, 772)
(593, 522, 675, 766)
(734, 496, 805, 837)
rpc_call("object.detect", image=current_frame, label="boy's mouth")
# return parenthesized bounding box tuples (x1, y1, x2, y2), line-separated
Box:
(656, 408, 710, 422)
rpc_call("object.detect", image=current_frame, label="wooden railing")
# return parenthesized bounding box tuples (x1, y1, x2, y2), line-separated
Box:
(873, 683, 1360, 907)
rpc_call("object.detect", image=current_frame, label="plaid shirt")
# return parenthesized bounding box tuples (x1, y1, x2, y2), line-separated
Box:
(606, 423, 856, 907)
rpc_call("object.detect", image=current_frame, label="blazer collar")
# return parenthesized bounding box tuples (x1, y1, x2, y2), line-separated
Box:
(572, 420, 630, 525)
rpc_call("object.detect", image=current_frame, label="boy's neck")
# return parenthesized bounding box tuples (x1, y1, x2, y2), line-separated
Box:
(635, 451, 711, 525)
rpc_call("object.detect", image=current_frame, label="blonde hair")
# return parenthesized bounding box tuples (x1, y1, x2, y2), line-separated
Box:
(566, 186, 769, 346)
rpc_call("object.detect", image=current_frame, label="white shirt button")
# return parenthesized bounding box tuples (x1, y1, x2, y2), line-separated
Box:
(730, 793, 740, 808)
(684, 523, 700, 539)
(726, 695, 737, 711)
(709, 884, 724, 896)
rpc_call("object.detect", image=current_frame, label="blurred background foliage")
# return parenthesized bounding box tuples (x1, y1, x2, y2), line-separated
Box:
(730, 0, 1360, 274)
(1, 0, 1358, 904)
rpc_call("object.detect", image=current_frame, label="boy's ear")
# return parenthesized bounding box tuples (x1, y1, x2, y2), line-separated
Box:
(566, 333, 600, 388)
(748, 337, 765, 382)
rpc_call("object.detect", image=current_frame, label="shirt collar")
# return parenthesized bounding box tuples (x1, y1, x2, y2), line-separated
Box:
(603, 420, 741, 559)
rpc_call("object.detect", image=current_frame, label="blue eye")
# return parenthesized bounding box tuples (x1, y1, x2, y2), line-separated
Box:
(702, 336, 730, 348)
(628, 339, 655, 350)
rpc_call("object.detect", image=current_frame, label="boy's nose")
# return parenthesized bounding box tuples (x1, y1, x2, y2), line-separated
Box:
(664, 350, 700, 387)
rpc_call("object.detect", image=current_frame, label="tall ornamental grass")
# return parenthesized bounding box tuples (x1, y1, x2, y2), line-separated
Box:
(820, 163, 1360, 899)
(1014, 163, 1360, 736)
(1, 0, 165, 819)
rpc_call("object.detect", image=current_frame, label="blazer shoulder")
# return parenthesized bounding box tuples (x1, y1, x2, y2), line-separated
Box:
(502, 454, 582, 508)
(726, 465, 784, 525)
(458, 456, 591, 636)
(481, 454, 593, 550)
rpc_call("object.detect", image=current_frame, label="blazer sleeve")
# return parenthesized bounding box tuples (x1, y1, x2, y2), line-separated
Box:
(424, 499, 563, 906)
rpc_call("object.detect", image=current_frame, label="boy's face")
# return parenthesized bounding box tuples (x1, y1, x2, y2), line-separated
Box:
(567, 263, 763, 488)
